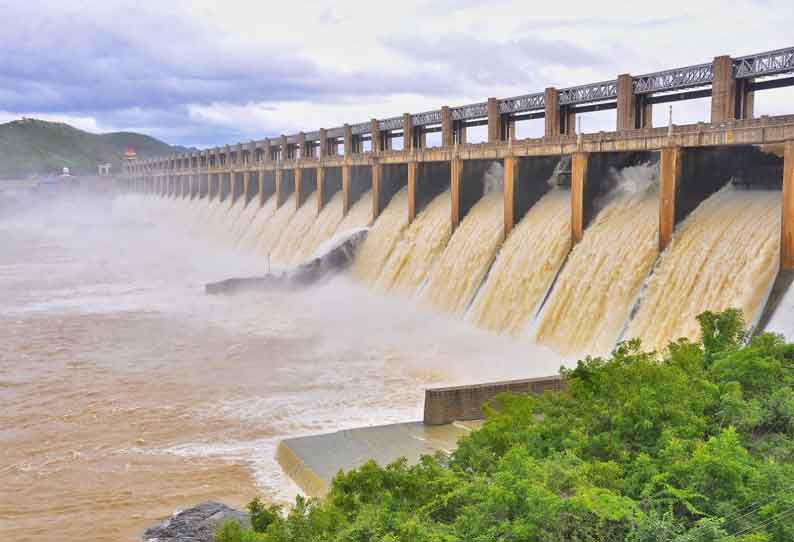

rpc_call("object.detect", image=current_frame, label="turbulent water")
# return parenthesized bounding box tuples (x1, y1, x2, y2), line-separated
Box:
(290, 192, 344, 266)
(238, 196, 277, 250)
(626, 186, 781, 351)
(350, 189, 409, 285)
(468, 189, 571, 335)
(534, 165, 660, 356)
(255, 195, 296, 262)
(375, 191, 452, 296)
(0, 193, 563, 542)
(421, 191, 504, 315)
(270, 198, 318, 266)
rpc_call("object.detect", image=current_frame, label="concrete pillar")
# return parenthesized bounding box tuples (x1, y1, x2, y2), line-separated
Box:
(371, 162, 382, 222)
(545, 87, 560, 137)
(370, 119, 381, 153)
(316, 167, 325, 213)
(487, 97, 501, 143)
(571, 152, 589, 243)
(318, 128, 327, 158)
(343, 125, 352, 157)
(294, 168, 303, 210)
(711, 55, 736, 123)
(616, 74, 636, 131)
(342, 164, 351, 215)
(783, 140, 794, 271)
(407, 161, 418, 222)
(258, 170, 267, 207)
(280, 135, 288, 161)
(275, 169, 283, 207)
(441, 106, 453, 147)
(243, 171, 250, 204)
(503, 154, 518, 238)
(659, 147, 682, 251)
(298, 132, 306, 159)
(737, 78, 755, 120)
(264, 139, 272, 163)
(450, 156, 463, 230)
(403, 113, 413, 151)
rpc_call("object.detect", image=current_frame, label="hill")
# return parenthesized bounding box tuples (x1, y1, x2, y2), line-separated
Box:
(0, 118, 190, 179)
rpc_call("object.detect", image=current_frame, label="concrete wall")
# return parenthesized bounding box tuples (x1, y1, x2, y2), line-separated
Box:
(423, 375, 565, 425)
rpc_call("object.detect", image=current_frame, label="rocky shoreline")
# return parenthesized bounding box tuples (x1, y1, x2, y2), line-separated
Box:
(143, 502, 249, 542)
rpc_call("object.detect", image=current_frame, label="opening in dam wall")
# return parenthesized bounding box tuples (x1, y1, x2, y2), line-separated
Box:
(411, 161, 450, 221)
(320, 167, 343, 210)
(232, 172, 244, 203)
(277, 169, 295, 207)
(376, 163, 408, 218)
(260, 171, 276, 206)
(347, 165, 371, 216)
(297, 168, 317, 208)
(505, 155, 562, 234)
(244, 172, 258, 204)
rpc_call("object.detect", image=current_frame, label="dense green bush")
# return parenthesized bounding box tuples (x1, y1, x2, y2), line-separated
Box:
(219, 309, 794, 542)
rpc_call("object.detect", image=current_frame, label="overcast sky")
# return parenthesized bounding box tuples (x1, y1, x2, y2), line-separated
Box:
(1, 0, 792, 148)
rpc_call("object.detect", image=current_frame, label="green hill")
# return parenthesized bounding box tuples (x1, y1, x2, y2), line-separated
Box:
(0, 118, 189, 179)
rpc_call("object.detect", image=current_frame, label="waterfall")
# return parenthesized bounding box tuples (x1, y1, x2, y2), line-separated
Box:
(468, 188, 571, 336)
(350, 189, 409, 285)
(626, 186, 781, 351)
(270, 198, 321, 266)
(289, 191, 344, 266)
(534, 164, 660, 356)
(375, 190, 452, 296)
(255, 194, 296, 260)
(238, 196, 277, 250)
(421, 190, 503, 316)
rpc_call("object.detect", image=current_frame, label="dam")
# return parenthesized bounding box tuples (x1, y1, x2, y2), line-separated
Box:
(120, 46, 794, 354)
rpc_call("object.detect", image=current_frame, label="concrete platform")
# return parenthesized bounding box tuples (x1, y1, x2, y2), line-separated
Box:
(276, 420, 481, 497)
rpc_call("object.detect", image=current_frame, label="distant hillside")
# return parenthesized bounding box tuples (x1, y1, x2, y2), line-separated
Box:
(0, 118, 190, 179)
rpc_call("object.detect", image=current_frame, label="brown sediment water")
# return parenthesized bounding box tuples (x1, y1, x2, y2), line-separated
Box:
(289, 191, 344, 265)
(535, 165, 659, 356)
(421, 191, 504, 315)
(237, 196, 276, 250)
(255, 194, 296, 261)
(2, 194, 560, 542)
(335, 190, 373, 232)
(350, 189, 409, 285)
(375, 191, 452, 296)
(468, 189, 571, 335)
(269, 198, 319, 266)
(626, 186, 781, 351)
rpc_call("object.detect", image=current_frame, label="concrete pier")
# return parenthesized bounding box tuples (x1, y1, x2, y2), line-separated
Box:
(571, 152, 588, 243)
(784, 140, 794, 270)
(659, 146, 682, 251)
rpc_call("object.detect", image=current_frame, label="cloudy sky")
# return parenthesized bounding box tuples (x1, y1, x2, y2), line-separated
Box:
(1, 0, 792, 148)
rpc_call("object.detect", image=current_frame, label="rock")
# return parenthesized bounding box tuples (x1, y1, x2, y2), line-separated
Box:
(142, 501, 250, 542)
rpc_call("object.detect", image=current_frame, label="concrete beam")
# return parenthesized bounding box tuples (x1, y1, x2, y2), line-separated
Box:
(571, 152, 589, 243)
(659, 146, 682, 251)
(783, 140, 794, 270)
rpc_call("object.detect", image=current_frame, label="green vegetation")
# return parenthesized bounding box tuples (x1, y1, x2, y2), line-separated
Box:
(222, 309, 794, 542)
(0, 118, 186, 178)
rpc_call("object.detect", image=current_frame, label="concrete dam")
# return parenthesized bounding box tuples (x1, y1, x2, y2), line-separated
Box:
(121, 46, 794, 356)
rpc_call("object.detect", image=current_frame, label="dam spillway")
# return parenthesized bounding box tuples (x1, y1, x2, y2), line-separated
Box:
(118, 137, 793, 359)
(121, 46, 794, 353)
